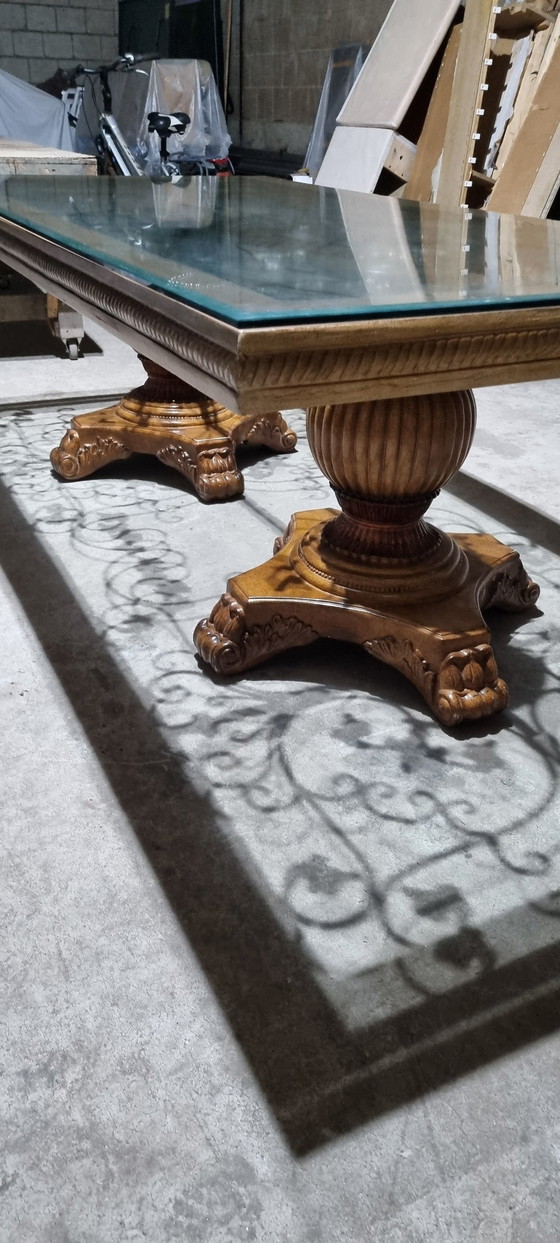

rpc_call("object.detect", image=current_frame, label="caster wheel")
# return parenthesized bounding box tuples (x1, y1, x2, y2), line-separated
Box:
(66, 340, 80, 360)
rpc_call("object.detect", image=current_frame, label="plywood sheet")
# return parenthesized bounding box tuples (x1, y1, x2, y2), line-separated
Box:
(403, 24, 461, 202)
(338, 0, 461, 130)
(493, 25, 552, 174)
(494, 3, 553, 34)
(486, 37, 560, 212)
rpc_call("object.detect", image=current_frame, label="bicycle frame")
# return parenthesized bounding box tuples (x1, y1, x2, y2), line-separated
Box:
(99, 114, 144, 176)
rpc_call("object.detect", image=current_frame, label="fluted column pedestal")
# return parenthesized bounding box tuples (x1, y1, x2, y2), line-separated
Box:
(50, 356, 297, 502)
(195, 391, 539, 726)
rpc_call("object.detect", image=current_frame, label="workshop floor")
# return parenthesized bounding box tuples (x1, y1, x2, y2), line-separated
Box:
(1, 320, 560, 1242)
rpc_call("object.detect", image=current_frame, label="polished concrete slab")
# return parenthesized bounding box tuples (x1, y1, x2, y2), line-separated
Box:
(1, 325, 559, 1241)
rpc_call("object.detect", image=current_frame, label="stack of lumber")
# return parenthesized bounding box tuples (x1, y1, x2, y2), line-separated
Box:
(315, 0, 560, 218)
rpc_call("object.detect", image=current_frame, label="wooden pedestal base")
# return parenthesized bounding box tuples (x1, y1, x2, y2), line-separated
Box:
(195, 391, 540, 726)
(50, 357, 297, 501)
(194, 510, 539, 726)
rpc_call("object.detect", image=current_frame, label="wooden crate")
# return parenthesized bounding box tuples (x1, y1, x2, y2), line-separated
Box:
(0, 139, 96, 177)
(0, 140, 97, 358)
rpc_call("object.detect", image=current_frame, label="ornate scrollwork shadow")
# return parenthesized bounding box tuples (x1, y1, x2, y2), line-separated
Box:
(2, 400, 560, 1155)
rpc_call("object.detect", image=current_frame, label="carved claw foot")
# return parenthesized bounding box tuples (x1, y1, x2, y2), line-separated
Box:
(246, 412, 297, 453)
(435, 644, 508, 725)
(364, 636, 508, 726)
(481, 556, 540, 612)
(50, 427, 131, 480)
(194, 592, 317, 674)
(157, 443, 244, 501)
(194, 593, 249, 672)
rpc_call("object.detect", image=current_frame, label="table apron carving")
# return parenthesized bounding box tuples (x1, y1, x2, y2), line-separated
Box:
(4, 219, 560, 413)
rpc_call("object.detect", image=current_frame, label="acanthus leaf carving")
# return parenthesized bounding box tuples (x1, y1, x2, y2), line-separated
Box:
(364, 636, 509, 726)
(481, 567, 540, 612)
(246, 414, 298, 452)
(50, 428, 131, 480)
(194, 592, 317, 674)
(156, 444, 243, 501)
(364, 636, 437, 701)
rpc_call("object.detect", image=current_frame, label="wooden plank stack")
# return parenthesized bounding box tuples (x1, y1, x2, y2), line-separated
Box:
(316, 0, 560, 218)
(425, 0, 560, 215)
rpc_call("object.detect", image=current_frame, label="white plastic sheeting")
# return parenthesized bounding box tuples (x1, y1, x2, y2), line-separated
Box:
(144, 59, 230, 168)
(76, 59, 230, 169)
(305, 44, 370, 179)
(0, 69, 75, 151)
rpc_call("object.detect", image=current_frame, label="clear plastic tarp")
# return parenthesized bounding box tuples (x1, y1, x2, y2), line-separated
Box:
(75, 59, 230, 169)
(0, 69, 75, 152)
(305, 44, 370, 179)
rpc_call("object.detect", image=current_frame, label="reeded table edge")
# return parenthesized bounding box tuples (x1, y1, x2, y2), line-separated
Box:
(3, 214, 560, 412)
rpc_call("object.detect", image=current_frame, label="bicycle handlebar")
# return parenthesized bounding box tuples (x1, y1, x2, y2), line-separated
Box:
(75, 53, 158, 78)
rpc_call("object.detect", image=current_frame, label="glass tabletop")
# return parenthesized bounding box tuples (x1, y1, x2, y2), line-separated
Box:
(0, 174, 560, 327)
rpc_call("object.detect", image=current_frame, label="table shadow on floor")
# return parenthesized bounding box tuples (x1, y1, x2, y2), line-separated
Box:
(448, 471, 560, 558)
(2, 475, 560, 1159)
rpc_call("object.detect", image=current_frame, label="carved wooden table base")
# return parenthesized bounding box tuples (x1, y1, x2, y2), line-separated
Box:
(195, 391, 539, 726)
(50, 357, 297, 501)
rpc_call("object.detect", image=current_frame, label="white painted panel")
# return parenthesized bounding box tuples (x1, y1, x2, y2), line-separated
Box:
(315, 126, 393, 192)
(339, 0, 461, 130)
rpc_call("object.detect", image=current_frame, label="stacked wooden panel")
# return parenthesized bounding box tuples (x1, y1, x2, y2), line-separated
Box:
(485, 9, 560, 214)
(316, 0, 560, 219)
(404, 0, 560, 216)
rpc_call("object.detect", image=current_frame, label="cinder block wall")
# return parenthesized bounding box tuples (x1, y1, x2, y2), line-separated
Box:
(0, 1, 119, 85)
(237, 0, 394, 153)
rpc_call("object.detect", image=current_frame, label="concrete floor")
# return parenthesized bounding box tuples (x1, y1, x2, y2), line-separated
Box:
(1, 319, 560, 1242)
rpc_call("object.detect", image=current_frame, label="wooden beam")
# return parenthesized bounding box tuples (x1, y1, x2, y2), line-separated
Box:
(383, 133, 417, 182)
(434, 0, 498, 209)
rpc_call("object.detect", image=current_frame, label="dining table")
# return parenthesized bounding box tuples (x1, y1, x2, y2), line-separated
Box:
(0, 173, 559, 725)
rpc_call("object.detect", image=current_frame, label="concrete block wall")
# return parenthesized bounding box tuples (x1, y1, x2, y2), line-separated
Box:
(238, 0, 393, 154)
(0, 0, 119, 85)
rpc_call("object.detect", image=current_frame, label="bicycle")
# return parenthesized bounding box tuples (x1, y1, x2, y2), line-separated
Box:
(68, 54, 232, 180)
